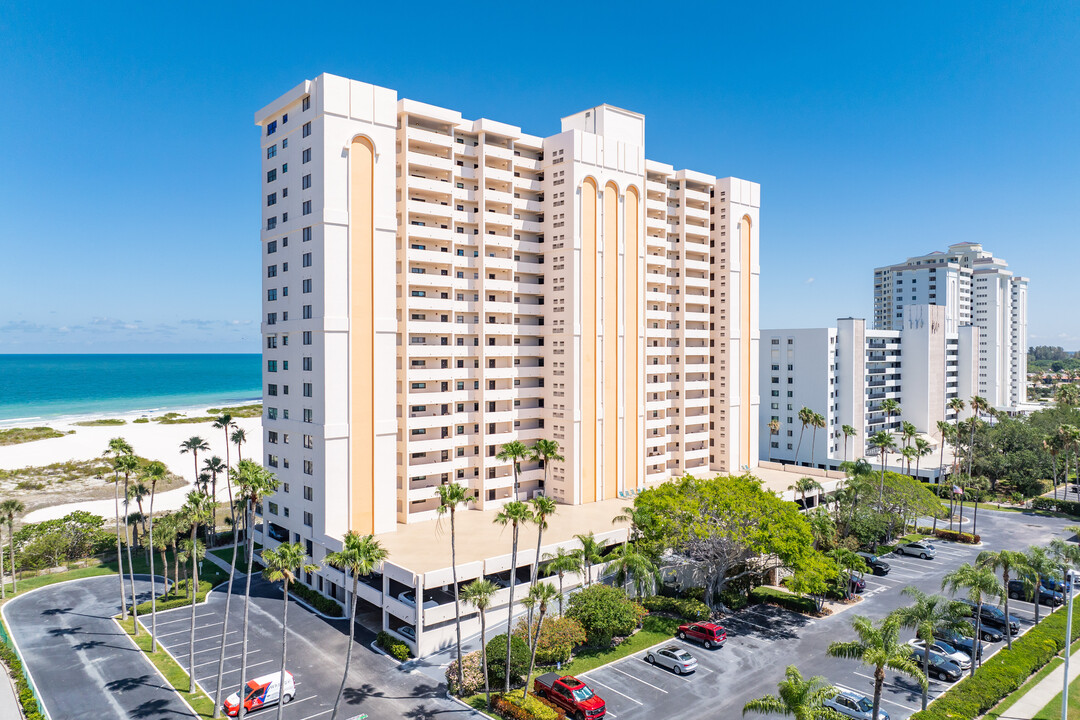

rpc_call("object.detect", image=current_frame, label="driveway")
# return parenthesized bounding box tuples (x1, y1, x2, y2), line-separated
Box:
(155, 574, 479, 719)
(2, 574, 195, 720)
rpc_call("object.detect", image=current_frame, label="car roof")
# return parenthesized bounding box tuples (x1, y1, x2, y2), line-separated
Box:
(836, 689, 868, 701)
(661, 645, 683, 652)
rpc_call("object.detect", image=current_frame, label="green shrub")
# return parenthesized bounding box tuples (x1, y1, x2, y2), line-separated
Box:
(288, 581, 344, 617)
(749, 586, 818, 614)
(133, 418, 149, 424)
(486, 634, 531, 687)
(1031, 497, 1080, 516)
(130, 579, 213, 614)
(0, 630, 47, 719)
(930, 529, 981, 544)
(683, 586, 706, 603)
(376, 630, 412, 661)
(566, 584, 645, 647)
(492, 693, 566, 720)
(513, 616, 586, 665)
(640, 595, 711, 621)
(719, 589, 748, 611)
(910, 597, 1080, 719)
(446, 650, 486, 696)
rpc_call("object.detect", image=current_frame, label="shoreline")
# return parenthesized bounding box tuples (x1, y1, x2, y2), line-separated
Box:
(0, 395, 261, 429)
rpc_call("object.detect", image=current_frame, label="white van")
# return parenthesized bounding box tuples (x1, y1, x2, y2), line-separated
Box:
(223, 671, 295, 716)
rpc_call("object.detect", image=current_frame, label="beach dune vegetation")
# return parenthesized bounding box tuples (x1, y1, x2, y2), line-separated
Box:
(73, 418, 127, 427)
(0, 427, 70, 446)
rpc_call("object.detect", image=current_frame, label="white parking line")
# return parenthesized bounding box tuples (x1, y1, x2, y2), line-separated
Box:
(636, 657, 693, 682)
(299, 711, 333, 720)
(607, 665, 669, 693)
(835, 683, 920, 712)
(850, 673, 921, 711)
(580, 676, 644, 705)
(724, 615, 774, 633)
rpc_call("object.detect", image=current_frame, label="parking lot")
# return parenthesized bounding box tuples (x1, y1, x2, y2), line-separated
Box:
(574, 509, 1075, 720)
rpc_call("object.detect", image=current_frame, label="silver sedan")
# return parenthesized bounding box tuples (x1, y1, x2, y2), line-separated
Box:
(645, 645, 698, 674)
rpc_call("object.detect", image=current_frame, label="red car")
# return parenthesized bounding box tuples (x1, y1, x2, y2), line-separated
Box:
(677, 621, 727, 648)
(534, 673, 606, 719)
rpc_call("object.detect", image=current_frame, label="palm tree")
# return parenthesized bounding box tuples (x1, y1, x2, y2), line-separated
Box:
(105, 437, 134, 617)
(608, 544, 657, 598)
(530, 439, 564, 497)
(789, 477, 823, 511)
(1060, 424, 1080, 501)
(1024, 545, 1058, 625)
(880, 399, 901, 433)
(115, 452, 141, 633)
(573, 531, 605, 586)
(841, 424, 856, 463)
(496, 440, 531, 501)
(1045, 432, 1063, 500)
(827, 614, 926, 719)
(436, 483, 473, 694)
(181, 490, 214, 693)
(325, 532, 387, 720)
(901, 421, 918, 449)
(153, 512, 177, 593)
(128, 482, 150, 547)
(231, 427, 247, 463)
(179, 436, 211, 488)
(768, 419, 782, 461)
(795, 407, 814, 466)
(213, 412, 235, 484)
(461, 579, 498, 709)
(809, 413, 826, 467)
(211, 458, 251, 719)
(902, 446, 918, 476)
(528, 496, 557, 601)
(935, 420, 952, 477)
(521, 582, 559, 699)
(203, 456, 226, 545)
(976, 550, 1027, 650)
(177, 536, 204, 597)
(914, 437, 932, 481)
(261, 542, 318, 720)
(967, 396, 989, 480)
(892, 587, 969, 710)
(948, 397, 966, 477)
(493, 500, 533, 692)
(235, 460, 279, 719)
(868, 430, 896, 514)
(141, 461, 167, 652)
(941, 563, 1003, 677)
(541, 547, 580, 615)
(0, 500, 23, 596)
(742, 665, 844, 720)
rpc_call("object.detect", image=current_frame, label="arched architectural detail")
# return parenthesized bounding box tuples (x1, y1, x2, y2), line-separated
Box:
(580, 177, 598, 504)
(740, 214, 754, 469)
(623, 186, 640, 491)
(602, 181, 620, 500)
(349, 135, 376, 533)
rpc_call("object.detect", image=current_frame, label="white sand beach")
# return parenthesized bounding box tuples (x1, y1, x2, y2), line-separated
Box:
(0, 410, 263, 523)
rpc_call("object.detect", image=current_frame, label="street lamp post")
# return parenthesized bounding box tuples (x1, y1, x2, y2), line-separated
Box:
(1063, 569, 1075, 720)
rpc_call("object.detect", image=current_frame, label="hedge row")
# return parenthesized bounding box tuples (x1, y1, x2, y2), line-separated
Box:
(749, 586, 817, 615)
(930, 529, 981, 544)
(288, 582, 344, 617)
(910, 598, 1080, 719)
(1031, 497, 1080, 516)
(376, 630, 411, 661)
(0, 634, 46, 720)
(492, 693, 566, 720)
(640, 595, 711, 621)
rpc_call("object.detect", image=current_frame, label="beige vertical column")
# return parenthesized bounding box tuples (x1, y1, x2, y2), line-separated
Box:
(624, 187, 640, 491)
(603, 182, 620, 500)
(580, 178, 598, 504)
(740, 215, 753, 468)
(349, 136, 376, 534)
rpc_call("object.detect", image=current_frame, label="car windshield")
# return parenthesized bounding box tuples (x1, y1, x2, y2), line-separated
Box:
(571, 686, 595, 702)
(854, 697, 873, 711)
(675, 651, 693, 661)
(937, 641, 957, 654)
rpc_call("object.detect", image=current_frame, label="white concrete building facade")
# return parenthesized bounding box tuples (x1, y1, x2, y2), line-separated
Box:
(873, 242, 1028, 412)
(761, 304, 978, 478)
(253, 74, 761, 655)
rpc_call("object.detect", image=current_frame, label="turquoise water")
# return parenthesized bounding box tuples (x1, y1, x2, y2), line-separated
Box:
(0, 354, 262, 422)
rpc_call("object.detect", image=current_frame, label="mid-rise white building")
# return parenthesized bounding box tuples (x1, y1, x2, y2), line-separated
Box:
(254, 74, 760, 655)
(873, 242, 1028, 411)
(761, 304, 978, 478)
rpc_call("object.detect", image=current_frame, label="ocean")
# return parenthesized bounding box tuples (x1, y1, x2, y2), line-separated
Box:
(0, 354, 262, 423)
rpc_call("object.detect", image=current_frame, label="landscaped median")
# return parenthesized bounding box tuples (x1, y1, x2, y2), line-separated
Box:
(910, 597, 1080, 719)
(115, 616, 215, 718)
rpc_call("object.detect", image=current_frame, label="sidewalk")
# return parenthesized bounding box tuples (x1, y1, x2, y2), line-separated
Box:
(0, 667, 19, 720)
(1001, 644, 1080, 719)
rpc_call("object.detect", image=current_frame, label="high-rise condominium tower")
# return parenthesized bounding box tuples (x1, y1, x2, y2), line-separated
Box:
(255, 74, 759, 569)
(873, 242, 1028, 411)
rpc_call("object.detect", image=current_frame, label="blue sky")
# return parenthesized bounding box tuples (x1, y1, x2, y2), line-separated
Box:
(1, 2, 1077, 353)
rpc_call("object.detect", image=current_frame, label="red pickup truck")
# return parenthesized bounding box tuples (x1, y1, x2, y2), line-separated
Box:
(533, 673, 606, 719)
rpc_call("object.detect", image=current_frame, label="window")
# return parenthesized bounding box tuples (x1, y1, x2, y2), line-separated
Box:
(281, 162, 287, 174)
(303, 512, 313, 528)
(283, 507, 289, 518)
(268, 502, 278, 515)
(267, 169, 277, 183)
(302, 174, 311, 190)
(266, 193, 277, 206)
(303, 408, 313, 423)
(302, 96, 310, 111)
(303, 279, 312, 293)
(267, 384, 278, 396)
(303, 226, 312, 242)
(302, 148, 311, 163)
(302, 305, 312, 319)
(267, 265, 277, 278)
(266, 217, 277, 230)
(303, 122, 311, 138)
(267, 454, 278, 467)
(281, 187, 288, 198)
(302, 200, 312, 215)
(303, 459, 314, 474)
(267, 360, 278, 372)
(267, 289, 277, 301)
(267, 145, 277, 159)
(303, 356, 312, 371)
(266, 336, 277, 349)
(268, 431, 278, 444)
(303, 434, 313, 449)
(266, 120, 277, 136)
(303, 382, 312, 397)
(303, 485, 313, 501)
(267, 240, 277, 254)
(302, 252, 312, 267)
(281, 137, 287, 149)
(266, 312, 277, 325)
(282, 113, 288, 125)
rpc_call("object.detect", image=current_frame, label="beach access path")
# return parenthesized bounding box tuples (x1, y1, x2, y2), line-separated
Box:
(0, 415, 263, 523)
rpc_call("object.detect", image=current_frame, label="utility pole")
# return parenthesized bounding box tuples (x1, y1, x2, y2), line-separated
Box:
(1063, 568, 1075, 720)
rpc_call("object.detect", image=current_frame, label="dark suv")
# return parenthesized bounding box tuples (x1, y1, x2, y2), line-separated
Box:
(958, 599, 1020, 636)
(856, 552, 891, 576)
(1008, 579, 1064, 606)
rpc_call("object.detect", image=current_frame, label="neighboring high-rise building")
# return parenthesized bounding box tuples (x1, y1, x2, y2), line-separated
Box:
(873, 242, 1028, 411)
(254, 74, 760, 651)
(760, 304, 978, 477)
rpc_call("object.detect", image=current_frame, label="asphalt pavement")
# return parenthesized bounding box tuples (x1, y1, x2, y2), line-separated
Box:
(2, 574, 196, 720)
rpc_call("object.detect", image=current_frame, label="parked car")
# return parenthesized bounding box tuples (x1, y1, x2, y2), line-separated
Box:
(909, 647, 963, 682)
(398, 590, 438, 610)
(223, 671, 295, 717)
(396, 625, 416, 641)
(824, 689, 890, 720)
(937, 627, 991, 658)
(850, 574, 866, 594)
(894, 541, 937, 559)
(676, 622, 727, 648)
(645, 645, 698, 674)
(1042, 576, 1066, 593)
(856, 552, 891, 576)
(907, 638, 971, 670)
(533, 673, 606, 718)
(1008, 579, 1064, 606)
(957, 599, 1020, 636)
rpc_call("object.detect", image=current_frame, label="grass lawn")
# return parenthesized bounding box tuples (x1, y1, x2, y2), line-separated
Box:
(117, 616, 215, 718)
(209, 543, 262, 572)
(939, 499, 1074, 519)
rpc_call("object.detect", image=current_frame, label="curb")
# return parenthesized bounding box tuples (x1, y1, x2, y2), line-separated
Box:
(112, 615, 202, 719)
(446, 690, 494, 718)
